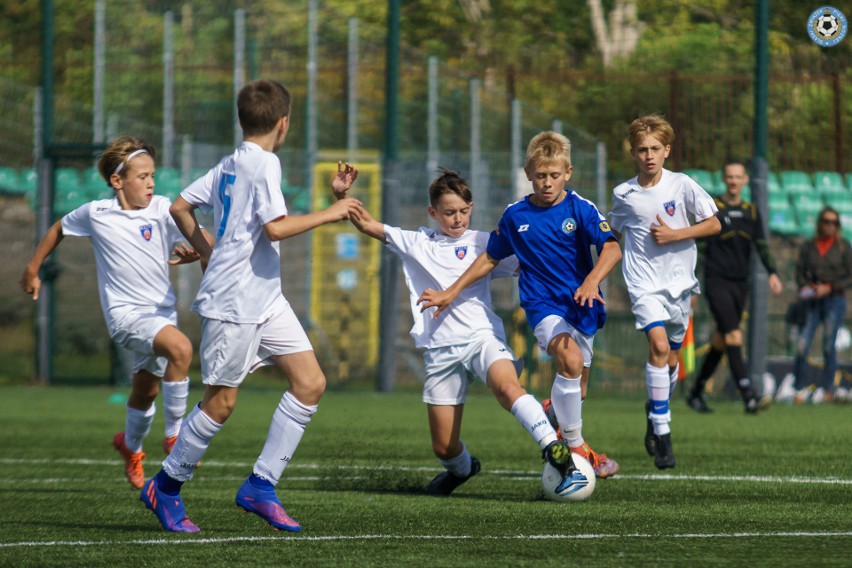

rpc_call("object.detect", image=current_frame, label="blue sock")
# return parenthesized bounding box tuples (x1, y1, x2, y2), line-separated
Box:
(155, 469, 183, 496)
(248, 473, 274, 491)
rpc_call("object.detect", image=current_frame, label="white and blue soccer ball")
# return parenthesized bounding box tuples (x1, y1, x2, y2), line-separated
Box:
(816, 13, 840, 39)
(541, 453, 596, 502)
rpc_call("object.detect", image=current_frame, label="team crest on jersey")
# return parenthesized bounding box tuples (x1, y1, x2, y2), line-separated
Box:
(139, 224, 153, 241)
(455, 246, 468, 259)
(663, 200, 676, 216)
(599, 221, 611, 232)
(561, 218, 577, 235)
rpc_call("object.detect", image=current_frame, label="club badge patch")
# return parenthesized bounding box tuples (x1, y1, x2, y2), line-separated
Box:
(599, 221, 611, 232)
(455, 246, 468, 259)
(663, 201, 676, 216)
(561, 218, 577, 235)
(139, 224, 153, 241)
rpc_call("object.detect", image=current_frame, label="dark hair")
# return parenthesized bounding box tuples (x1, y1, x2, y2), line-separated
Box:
(428, 168, 472, 206)
(817, 206, 841, 233)
(97, 135, 156, 187)
(722, 158, 748, 170)
(237, 79, 291, 136)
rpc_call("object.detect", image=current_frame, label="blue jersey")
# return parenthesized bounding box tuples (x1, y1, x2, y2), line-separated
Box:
(486, 191, 615, 335)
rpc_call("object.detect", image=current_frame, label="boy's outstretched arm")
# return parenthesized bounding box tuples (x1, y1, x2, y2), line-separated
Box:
(650, 214, 721, 245)
(20, 220, 64, 300)
(418, 253, 499, 319)
(170, 196, 213, 264)
(264, 198, 363, 241)
(574, 238, 622, 307)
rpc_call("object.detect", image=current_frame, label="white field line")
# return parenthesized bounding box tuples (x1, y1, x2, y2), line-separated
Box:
(1, 458, 851, 485)
(1, 531, 851, 549)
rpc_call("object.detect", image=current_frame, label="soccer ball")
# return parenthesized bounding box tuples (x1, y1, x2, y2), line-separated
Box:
(816, 14, 840, 39)
(541, 453, 596, 502)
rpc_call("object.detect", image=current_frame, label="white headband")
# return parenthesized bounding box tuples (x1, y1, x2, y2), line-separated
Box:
(113, 149, 150, 176)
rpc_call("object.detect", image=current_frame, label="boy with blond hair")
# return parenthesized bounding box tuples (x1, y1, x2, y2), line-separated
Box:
(419, 131, 622, 481)
(609, 114, 721, 469)
(140, 79, 361, 533)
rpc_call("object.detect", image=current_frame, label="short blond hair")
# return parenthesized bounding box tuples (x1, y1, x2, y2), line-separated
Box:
(525, 131, 571, 170)
(628, 114, 674, 150)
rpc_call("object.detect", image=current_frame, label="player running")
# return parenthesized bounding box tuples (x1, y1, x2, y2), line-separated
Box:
(20, 136, 208, 489)
(609, 114, 721, 469)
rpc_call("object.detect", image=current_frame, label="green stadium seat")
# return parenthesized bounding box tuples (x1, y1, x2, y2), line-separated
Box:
(780, 170, 814, 199)
(767, 171, 782, 194)
(712, 170, 726, 194)
(767, 190, 789, 208)
(794, 198, 824, 236)
(20, 168, 37, 192)
(190, 167, 209, 182)
(741, 185, 751, 202)
(813, 171, 847, 195)
(825, 191, 852, 208)
(831, 199, 852, 222)
(767, 200, 798, 236)
(683, 169, 718, 195)
(0, 166, 23, 195)
(154, 167, 183, 200)
(846, 173, 852, 193)
(54, 189, 87, 215)
(81, 167, 112, 199)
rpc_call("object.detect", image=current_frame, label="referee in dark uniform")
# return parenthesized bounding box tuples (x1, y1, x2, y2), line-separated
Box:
(687, 160, 782, 413)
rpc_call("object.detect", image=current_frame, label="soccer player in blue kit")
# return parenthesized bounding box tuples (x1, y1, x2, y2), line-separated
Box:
(419, 131, 622, 479)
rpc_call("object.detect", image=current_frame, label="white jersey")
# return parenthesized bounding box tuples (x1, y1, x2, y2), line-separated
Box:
(181, 141, 287, 324)
(384, 226, 519, 350)
(609, 169, 717, 302)
(60, 195, 183, 330)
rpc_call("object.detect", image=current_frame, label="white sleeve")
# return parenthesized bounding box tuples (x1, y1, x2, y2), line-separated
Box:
(609, 194, 627, 233)
(60, 202, 93, 237)
(255, 156, 287, 225)
(683, 175, 718, 221)
(383, 225, 422, 258)
(181, 168, 215, 212)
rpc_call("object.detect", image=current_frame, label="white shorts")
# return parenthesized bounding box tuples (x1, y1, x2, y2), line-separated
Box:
(422, 335, 515, 405)
(199, 296, 313, 387)
(631, 292, 692, 345)
(534, 315, 594, 367)
(109, 305, 177, 376)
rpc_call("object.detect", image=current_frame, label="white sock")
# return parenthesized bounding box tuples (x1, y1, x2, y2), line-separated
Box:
(163, 403, 221, 482)
(124, 404, 156, 453)
(646, 363, 672, 436)
(439, 441, 472, 477)
(551, 374, 583, 448)
(253, 391, 317, 485)
(669, 363, 679, 398)
(160, 378, 189, 439)
(510, 393, 558, 448)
